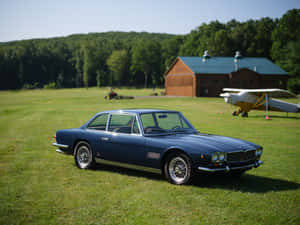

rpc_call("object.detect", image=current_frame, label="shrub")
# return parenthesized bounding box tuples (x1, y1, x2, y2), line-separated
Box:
(287, 77, 300, 94)
(23, 82, 40, 89)
(43, 82, 56, 89)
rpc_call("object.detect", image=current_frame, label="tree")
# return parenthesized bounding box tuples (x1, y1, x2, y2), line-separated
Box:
(162, 36, 184, 70)
(131, 40, 162, 88)
(271, 9, 300, 74)
(251, 18, 276, 57)
(83, 45, 91, 89)
(106, 50, 129, 86)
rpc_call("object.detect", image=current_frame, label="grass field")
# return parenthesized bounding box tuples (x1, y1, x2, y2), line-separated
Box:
(0, 87, 299, 225)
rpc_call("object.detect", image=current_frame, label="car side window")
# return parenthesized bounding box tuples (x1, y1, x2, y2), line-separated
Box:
(87, 114, 108, 130)
(108, 114, 137, 134)
(132, 118, 140, 134)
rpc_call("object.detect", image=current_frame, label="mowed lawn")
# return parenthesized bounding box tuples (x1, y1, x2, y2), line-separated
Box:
(0, 88, 299, 225)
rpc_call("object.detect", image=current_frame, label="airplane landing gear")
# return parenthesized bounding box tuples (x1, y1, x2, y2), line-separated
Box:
(232, 110, 238, 116)
(232, 110, 248, 117)
(241, 112, 248, 117)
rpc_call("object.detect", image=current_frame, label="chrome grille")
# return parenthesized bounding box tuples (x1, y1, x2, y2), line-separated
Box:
(227, 150, 256, 162)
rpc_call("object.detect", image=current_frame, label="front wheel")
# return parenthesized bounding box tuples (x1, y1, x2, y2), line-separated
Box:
(164, 153, 193, 185)
(74, 141, 95, 169)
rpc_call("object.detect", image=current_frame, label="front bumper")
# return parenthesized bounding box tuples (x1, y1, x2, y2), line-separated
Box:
(198, 160, 263, 172)
(52, 143, 69, 153)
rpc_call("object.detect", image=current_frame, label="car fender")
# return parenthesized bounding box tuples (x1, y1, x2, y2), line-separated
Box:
(160, 146, 194, 169)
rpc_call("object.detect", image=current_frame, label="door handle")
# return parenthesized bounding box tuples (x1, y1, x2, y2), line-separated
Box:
(101, 137, 109, 141)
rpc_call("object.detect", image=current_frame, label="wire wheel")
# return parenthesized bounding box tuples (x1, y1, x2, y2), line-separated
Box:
(74, 142, 95, 169)
(169, 157, 188, 183)
(164, 153, 192, 185)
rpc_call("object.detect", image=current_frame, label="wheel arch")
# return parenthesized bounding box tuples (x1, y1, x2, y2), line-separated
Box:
(73, 139, 92, 155)
(160, 148, 192, 172)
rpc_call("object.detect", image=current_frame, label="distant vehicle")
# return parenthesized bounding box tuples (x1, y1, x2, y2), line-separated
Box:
(53, 109, 263, 185)
(220, 88, 300, 118)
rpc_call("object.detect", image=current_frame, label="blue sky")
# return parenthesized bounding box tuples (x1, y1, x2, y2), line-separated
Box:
(0, 0, 299, 42)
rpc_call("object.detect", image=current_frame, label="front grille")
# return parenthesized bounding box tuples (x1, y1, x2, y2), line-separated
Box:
(227, 150, 256, 162)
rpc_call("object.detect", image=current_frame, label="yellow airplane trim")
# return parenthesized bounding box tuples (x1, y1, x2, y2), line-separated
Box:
(235, 93, 267, 113)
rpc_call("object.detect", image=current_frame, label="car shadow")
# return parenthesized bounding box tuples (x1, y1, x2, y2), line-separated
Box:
(92, 164, 300, 193)
(191, 173, 300, 193)
(92, 163, 163, 182)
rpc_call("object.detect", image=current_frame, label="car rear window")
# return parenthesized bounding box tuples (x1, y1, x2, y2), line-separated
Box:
(87, 114, 108, 130)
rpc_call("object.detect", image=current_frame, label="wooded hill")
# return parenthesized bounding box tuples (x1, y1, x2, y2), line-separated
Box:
(1, 9, 299, 93)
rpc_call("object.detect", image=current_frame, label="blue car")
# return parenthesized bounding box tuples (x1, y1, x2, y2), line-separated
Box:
(53, 109, 263, 185)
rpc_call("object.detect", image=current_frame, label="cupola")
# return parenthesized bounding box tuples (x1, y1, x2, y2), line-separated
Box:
(202, 50, 210, 62)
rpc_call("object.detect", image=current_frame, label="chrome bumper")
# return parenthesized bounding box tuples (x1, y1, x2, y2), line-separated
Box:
(52, 143, 69, 149)
(52, 143, 69, 153)
(198, 160, 263, 172)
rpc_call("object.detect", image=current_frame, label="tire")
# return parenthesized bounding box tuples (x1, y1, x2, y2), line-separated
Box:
(241, 112, 248, 117)
(232, 110, 238, 116)
(74, 141, 95, 169)
(164, 153, 193, 185)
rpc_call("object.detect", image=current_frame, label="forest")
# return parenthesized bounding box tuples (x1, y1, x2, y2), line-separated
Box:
(0, 9, 299, 93)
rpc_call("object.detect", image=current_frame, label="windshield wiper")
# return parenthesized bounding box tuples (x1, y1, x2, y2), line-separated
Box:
(170, 128, 188, 133)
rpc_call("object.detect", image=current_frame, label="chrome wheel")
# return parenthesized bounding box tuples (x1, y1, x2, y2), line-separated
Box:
(168, 157, 188, 183)
(74, 142, 95, 169)
(164, 153, 192, 185)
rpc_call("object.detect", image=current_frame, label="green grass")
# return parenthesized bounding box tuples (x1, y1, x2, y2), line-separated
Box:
(0, 87, 299, 225)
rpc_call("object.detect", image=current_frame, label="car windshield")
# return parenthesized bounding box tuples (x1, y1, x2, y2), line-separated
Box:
(140, 112, 194, 134)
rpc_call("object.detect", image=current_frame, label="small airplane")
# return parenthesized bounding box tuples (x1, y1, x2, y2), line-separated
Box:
(220, 88, 300, 119)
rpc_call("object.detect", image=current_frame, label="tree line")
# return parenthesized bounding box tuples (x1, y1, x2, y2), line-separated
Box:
(0, 9, 299, 93)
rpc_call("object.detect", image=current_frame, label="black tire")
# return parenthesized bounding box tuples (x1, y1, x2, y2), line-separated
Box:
(232, 110, 238, 116)
(74, 141, 95, 169)
(164, 153, 193, 185)
(241, 112, 248, 117)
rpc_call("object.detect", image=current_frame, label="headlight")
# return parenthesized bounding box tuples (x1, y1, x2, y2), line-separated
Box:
(219, 152, 225, 161)
(212, 153, 218, 162)
(256, 148, 263, 156)
(211, 152, 226, 162)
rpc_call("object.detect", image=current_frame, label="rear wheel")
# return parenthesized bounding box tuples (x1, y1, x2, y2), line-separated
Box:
(164, 153, 193, 185)
(74, 141, 95, 169)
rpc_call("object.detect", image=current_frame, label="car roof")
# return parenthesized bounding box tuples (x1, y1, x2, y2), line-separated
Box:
(98, 109, 179, 114)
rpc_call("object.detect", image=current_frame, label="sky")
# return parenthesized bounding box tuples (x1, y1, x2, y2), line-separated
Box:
(0, 0, 299, 42)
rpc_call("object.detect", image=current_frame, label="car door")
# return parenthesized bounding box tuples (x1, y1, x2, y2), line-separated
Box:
(84, 113, 113, 157)
(100, 113, 148, 166)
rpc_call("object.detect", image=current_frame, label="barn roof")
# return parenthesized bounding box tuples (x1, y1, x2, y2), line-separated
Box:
(178, 56, 288, 75)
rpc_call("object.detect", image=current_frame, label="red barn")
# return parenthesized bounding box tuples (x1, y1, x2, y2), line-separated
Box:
(165, 52, 289, 97)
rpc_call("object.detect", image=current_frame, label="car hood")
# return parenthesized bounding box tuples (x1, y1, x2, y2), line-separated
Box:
(150, 133, 260, 153)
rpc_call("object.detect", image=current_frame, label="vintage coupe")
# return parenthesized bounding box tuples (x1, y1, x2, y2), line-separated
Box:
(53, 109, 263, 185)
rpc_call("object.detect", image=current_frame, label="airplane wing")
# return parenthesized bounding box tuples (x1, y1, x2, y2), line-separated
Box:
(222, 88, 297, 98)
